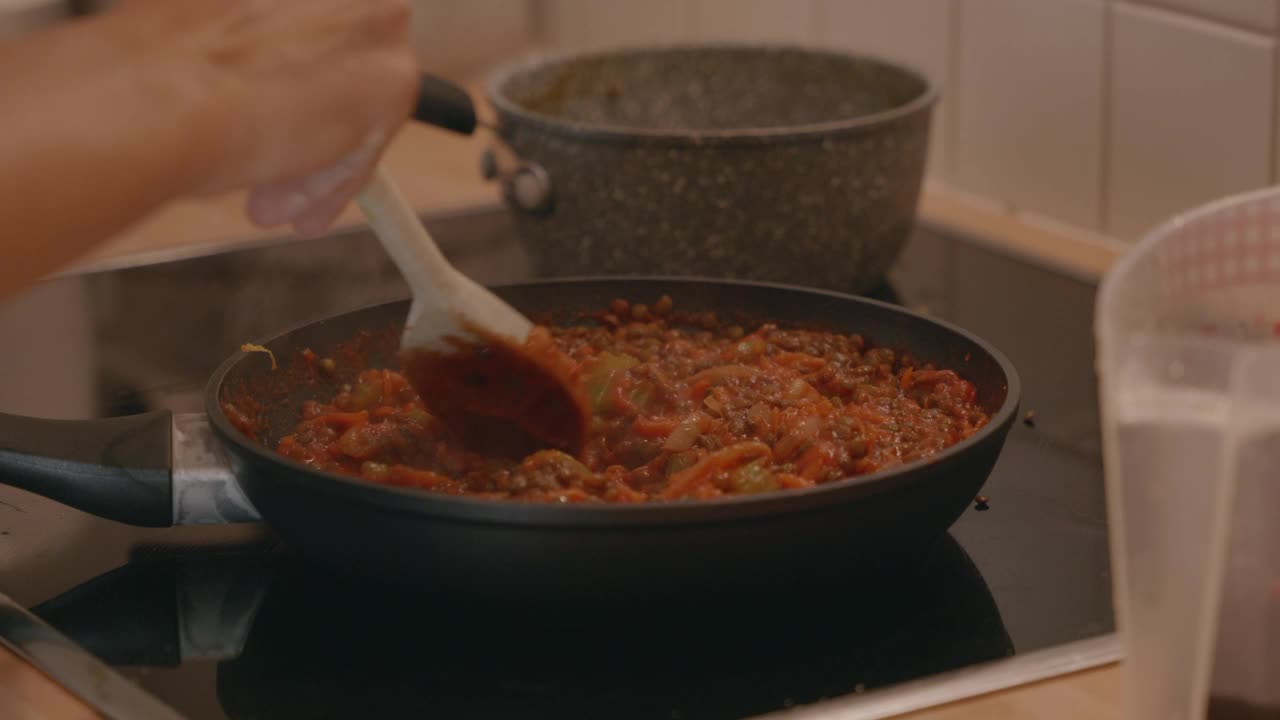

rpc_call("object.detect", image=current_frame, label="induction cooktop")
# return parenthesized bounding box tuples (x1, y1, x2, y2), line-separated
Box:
(0, 206, 1118, 719)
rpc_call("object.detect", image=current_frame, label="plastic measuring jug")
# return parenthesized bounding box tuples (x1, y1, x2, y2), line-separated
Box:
(1097, 186, 1280, 720)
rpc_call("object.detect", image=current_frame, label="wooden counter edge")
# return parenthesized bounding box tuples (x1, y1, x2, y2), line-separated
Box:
(896, 664, 1124, 719)
(0, 643, 100, 719)
(918, 180, 1126, 281)
(0, 639, 1120, 720)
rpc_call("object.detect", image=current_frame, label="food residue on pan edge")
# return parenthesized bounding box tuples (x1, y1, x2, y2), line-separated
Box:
(239, 343, 278, 370)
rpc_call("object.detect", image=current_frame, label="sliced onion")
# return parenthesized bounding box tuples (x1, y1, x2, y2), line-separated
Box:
(775, 414, 824, 460)
(690, 364, 759, 387)
(734, 335, 767, 359)
(663, 412, 711, 451)
(785, 378, 819, 403)
(703, 394, 724, 416)
(747, 403, 774, 432)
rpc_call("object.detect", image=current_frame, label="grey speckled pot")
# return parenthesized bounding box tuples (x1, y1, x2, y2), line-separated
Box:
(483, 44, 936, 293)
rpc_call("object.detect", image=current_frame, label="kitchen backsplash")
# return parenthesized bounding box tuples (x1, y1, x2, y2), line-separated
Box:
(4, 0, 1277, 244)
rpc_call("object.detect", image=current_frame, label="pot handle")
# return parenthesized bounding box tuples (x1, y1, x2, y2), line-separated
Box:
(412, 72, 556, 214)
(0, 409, 174, 527)
(480, 147, 556, 215)
(412, 74, 478, 135)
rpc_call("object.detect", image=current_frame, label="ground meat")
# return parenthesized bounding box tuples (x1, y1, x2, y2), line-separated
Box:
(273, 297, 989, 503)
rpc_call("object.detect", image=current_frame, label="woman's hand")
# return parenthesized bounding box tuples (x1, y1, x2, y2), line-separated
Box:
(115, 0, 419, 236)
(0, 0, 419, 300)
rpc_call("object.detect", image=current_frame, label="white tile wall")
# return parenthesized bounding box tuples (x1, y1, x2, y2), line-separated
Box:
(950, 0, 1106, 230)
(1136, 0, 1277, 32)
(542, 0, 817, 47)
(410, 0, 532, 71)
(542, 0, 690, 47)
(815, 0, 953, 178)
(687, 0, 813, 43)
(816, 1, 950, 83)
(1108, 3, 1274, 239)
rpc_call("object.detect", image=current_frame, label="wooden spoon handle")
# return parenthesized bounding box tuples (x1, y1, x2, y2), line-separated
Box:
(356, 164, 456, 302)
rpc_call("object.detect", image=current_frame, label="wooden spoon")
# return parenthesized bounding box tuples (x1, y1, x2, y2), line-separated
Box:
(355, 165, 589, 457)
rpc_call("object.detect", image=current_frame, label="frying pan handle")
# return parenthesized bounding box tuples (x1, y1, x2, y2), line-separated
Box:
(0, 409, 173, 527)
(411, 73, 478, 135)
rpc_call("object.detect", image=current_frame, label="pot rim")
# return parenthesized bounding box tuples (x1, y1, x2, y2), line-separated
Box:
(484, 43, 939, 146)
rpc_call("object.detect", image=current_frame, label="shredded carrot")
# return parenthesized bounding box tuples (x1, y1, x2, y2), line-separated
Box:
(632, 415, 679, 438)
(318, 411, 369, 430)
(775, 352, 827, 373)
(797, 442, 838, 481)
(776, 472, 816, 490)
(662, 441, 772, 500)
(385, 466, 459, 491)
(608, 377, 641, 416)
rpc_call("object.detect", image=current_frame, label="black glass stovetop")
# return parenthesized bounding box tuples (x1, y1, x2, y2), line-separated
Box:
(0, 207, 1112, 719)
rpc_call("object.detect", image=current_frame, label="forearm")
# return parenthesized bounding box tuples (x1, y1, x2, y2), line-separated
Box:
(0, 11, 220, 300)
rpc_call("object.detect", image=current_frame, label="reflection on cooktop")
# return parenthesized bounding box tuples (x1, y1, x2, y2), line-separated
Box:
(36, 534, 1009, 720)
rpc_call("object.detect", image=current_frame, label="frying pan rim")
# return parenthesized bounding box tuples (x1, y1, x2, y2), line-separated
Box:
(484, 43, 938, 146)
(206, 276, 1020, 527)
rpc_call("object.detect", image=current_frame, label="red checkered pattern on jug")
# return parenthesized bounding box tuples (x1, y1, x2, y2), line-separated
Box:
(1158, 195, 1280, 298)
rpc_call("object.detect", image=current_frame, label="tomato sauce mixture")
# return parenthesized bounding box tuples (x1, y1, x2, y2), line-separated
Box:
(275, 297, 990, 503)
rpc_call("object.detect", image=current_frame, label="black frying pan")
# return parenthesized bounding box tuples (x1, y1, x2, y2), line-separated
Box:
(0, 278, 1019, 600)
